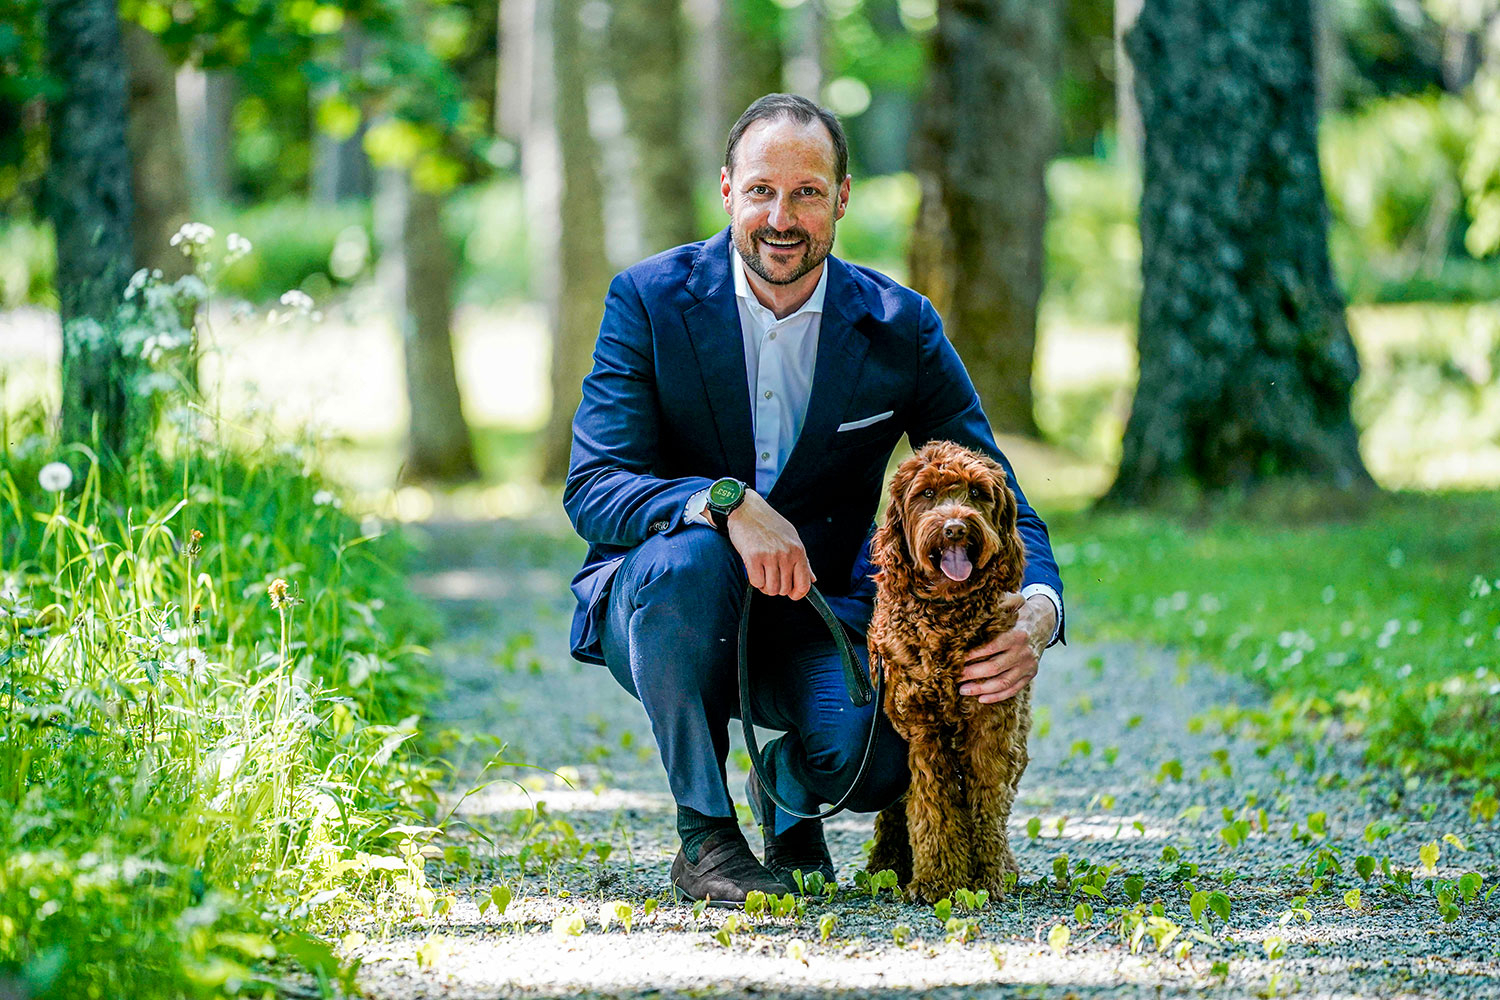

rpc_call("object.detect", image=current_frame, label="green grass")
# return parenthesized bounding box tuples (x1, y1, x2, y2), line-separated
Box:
(1055, 490, 1500, 783)
(0, 402, 450, 993)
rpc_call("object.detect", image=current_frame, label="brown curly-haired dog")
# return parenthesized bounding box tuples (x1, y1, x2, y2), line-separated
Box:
(865, 440, 1032, 903)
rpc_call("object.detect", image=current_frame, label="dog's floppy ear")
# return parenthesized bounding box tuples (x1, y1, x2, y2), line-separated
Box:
(871, 457, 916, 587)
(985, 458, 1026, 590)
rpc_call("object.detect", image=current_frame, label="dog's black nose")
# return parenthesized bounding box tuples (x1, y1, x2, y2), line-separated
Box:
(942, 519, 968, 542)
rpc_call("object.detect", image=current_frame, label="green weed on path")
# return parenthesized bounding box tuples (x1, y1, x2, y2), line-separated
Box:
(1054, 490, 1500, 783)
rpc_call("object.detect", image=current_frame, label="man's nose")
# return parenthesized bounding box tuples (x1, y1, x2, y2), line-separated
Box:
(768, 195, 794, 232)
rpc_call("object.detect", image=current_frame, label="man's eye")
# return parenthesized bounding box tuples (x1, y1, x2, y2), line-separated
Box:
(922, 488, 936, 499)
(799, 187, 819, 197)
(751, 185, 770, 195)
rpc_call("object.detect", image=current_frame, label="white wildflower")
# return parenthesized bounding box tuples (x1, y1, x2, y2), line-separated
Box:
(38, 462, 73, 492)
(125, 268, 152, 300)
(279, 289, 315, 313)
(225, 232, 253, 262)
(172, 274, 209, 303)
(62, 317, 106, 351)
(169, 222, 215, 253)
(312, 489, 342, 508)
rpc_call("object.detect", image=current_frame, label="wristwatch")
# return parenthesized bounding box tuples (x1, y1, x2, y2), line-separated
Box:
(705, 477, 746, 533)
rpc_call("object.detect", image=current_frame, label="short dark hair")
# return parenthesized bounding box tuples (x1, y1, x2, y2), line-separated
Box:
(725, 93, 849, 185)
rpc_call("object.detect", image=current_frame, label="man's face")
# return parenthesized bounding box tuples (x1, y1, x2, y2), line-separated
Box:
(722, 117, 850, 286)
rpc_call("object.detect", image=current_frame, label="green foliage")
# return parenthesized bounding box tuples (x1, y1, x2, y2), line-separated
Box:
(1322, 94, 1500, 304)
(206, 198, 375, 303)
(0, 258, 442, 995)
(1043, 158, 1141, 324)
(1056, 491, 1500, 779)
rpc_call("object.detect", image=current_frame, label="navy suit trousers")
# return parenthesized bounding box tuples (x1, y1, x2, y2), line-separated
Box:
(600, 526, 909, 834)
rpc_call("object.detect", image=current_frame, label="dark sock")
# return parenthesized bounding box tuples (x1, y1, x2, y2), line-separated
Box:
(677, 805, 739, 863)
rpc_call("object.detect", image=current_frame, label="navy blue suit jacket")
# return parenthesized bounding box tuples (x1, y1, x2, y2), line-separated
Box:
(563, 228, 1064, 664)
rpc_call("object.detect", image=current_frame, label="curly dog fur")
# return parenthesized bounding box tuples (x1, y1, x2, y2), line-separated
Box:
(865, 440, 1032, 903)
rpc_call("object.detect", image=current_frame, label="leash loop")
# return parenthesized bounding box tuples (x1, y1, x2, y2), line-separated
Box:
(737, 583, 885, 822)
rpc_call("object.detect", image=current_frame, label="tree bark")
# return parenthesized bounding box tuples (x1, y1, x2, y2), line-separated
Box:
(608, 0, 699, 253)
(45, 0, 137, 455)
(1113, 0, 1143, 161)
(907, 0, 1057, 437)
(175, 64, 235, 202)
(124, 24, 191, 281)
(311, 27, 373, 203)
(375, 168, 480, 484)
(1104, 0, 1373, 505)
(540, 0, 612, 483)
(720, 0, 782, 126)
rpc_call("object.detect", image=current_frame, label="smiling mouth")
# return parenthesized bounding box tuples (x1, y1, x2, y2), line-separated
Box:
(761, 237, 804, 254)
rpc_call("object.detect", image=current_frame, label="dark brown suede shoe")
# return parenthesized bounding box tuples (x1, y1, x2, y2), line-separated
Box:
(747, 767, 837, 888)
(670, 829, 794, 906)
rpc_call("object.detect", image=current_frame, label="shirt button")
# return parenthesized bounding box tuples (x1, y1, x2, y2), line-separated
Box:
(764, 390, 773, 399)
(761, 451, 770, 461)
(768, 331, 777, 341)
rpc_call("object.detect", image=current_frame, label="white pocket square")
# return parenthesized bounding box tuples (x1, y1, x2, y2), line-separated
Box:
(836, 410, 894, 432)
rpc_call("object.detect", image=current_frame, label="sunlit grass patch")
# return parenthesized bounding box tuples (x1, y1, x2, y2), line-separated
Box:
(0, 410, 458, 995)
(1056, 491, 1500, 781)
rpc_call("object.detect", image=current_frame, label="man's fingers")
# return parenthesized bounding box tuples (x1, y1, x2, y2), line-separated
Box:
(964, 669, 1036, 702)
(789, 557, 813, 600)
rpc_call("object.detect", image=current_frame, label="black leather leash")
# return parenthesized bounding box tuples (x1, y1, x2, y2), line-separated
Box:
(737, 582, 885, 821)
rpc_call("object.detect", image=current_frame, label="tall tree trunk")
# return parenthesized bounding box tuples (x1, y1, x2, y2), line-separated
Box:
(375, 168, 479, 484)
(311, 28, 372, 203)
(1104, 0, 1372, 505)
(685, 0, 727, 177)
(124, 24, 191, 280)
(721, 0, 782, 126)
(540, 0, 612, 483)
(907, 0, 1057, 437)
(1113, 0, 1143, 161)
(124, 23, 200, 391)
(176, 64, 235, 202)
(608, 0, 699, 253)
(783, 0, 822, 98)
(46, 0, 137, 455)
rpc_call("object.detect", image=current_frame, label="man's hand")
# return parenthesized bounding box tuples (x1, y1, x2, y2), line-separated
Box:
(725, 490, 816, 599)
(958, 593, 1057, 703)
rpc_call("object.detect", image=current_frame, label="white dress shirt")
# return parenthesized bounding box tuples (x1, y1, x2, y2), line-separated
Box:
(685, 244, 1063, 644)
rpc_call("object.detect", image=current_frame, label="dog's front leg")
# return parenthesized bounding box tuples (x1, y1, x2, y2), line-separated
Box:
(960, 697, 1030, 895)
(866, 797, 913, 885)
(903, 733, 970, 904)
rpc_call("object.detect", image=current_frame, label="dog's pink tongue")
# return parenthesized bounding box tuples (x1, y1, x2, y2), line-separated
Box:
(940, 545, 973, 582)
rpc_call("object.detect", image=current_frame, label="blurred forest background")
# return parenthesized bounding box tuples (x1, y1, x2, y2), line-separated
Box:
(5, 2, 1500, 994)
(3, 0, 1500, 509)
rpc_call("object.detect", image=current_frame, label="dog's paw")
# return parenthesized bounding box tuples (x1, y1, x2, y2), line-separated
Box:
(903, 877, 955, 905)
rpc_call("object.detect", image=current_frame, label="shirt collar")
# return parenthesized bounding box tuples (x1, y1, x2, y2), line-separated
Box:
(731, 242, 828, 322)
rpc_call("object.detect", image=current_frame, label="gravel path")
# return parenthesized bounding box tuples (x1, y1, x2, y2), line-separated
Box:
(349, 512, 1500, 1000)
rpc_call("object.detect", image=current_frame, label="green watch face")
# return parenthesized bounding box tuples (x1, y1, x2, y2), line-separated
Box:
(708, 478, 744, 508)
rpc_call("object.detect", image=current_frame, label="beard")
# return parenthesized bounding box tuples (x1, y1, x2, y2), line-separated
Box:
(731, 221, 836, 286)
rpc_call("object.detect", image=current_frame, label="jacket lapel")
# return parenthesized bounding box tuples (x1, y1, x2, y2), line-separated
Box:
(683, 228, 756, 483)
(768, 256, 871, 506)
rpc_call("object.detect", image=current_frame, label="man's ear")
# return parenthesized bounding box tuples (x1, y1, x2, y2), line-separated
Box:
(721, 166, 734, 215)
(835, 175, 851, 221)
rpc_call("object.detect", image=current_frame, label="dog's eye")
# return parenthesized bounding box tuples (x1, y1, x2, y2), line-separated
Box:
(921, 488, 936, 499)
(969, 486, 986, 500)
